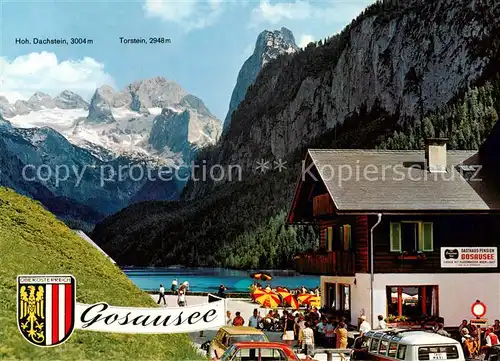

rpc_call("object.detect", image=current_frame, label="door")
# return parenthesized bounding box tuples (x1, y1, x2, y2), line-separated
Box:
(211, 330, 227, 359)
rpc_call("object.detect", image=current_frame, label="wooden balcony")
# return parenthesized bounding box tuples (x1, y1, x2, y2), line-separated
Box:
(294, 250, 355, 276)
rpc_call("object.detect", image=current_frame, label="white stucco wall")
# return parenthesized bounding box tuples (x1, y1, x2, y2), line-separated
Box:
(373, 273, 500, 326)
(320, 273, 500, 327)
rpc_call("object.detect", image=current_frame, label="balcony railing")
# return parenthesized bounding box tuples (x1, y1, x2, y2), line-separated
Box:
(294, 250, 355, 276)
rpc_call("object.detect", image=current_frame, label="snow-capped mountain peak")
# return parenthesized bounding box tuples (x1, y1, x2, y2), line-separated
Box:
(2, 77, 222, 166)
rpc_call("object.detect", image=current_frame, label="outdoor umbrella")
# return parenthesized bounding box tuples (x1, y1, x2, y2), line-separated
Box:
(275, 288, 299, 309)
(282, 293, 300, 309)
(254, 290, 281, 309)
(297, 293, 312, 305)
(298, 294, 321, 307)
(251, 288, 267, 301)
(250, 272, 272, 281)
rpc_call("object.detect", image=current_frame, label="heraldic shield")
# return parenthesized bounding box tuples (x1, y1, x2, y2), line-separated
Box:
(17, 275, 76, 347)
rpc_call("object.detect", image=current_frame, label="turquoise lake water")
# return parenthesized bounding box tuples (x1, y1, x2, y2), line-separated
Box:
(122, 267, 320, 293)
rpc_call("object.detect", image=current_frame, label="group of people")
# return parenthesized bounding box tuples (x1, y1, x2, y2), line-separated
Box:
(225, 306, 347, 358)
(458, 319, 500, 358)
(156, 279, 190, 307)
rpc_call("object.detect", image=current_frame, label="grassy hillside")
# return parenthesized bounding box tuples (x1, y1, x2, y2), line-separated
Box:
(0, 187, 203, 360)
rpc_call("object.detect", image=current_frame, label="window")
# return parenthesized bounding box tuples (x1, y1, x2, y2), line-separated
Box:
(370, 338, 380, 352)
(339, 224, 352, 250)
(379, 341, 388, 355)
(259, 348, 286, 360)
(397, 345, 407, 360)
(387, 286, 439, 319)
(360, 337, 371, 349)
(418, 346, 459, 360)
(327, 227, 333, 252)
(230, 349, 256, 361)
(390, 222, 433, 252)
(229, 335, 267, 345)
(339, 284, 350, 311)
(220, 345, 237, 361)
(388, 343, 398, 357)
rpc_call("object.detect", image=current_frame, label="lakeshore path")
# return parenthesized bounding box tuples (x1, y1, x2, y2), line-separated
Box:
(150, 294, 349, 361)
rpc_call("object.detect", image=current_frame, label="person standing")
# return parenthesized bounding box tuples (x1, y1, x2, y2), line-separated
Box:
(297, 315, 306, 348)
(485, 328, 499, 346)
(303, 322, 315, 358)
(435, 322, 451, 337)
(157, 284, 167, 305)
(177, 290, 186, 307)
(359, 315, 371, 336)
(183, 281, 189, 292)
(249, 309, 262, 328)
(316, 317, 327, 347)
(335, 320, 348, 361)
(217, 284, 227, 298)
(226, 311, 232, 325)
(324, 318, 336, 348)
(493, 320, 500, 336)
(171, 278, 178, 293)
(232, 312, 244, 326)
(377, 315, 387, 329)
(459, 319, 469, 334)
(282, 314, 296, 346)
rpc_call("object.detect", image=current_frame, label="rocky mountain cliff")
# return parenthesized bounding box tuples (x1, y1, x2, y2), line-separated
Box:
(223, 27, 298, 131)
(92, 0, 500, 268)
(188, 0, 500, 199)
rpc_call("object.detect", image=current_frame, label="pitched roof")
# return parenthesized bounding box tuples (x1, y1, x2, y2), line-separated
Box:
(305, 149, 500, 212)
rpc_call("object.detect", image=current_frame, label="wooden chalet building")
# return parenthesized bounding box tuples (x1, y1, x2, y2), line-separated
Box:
(288, 139, 500, 327)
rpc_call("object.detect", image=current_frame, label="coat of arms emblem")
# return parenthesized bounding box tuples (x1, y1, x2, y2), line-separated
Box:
(17, 275, 76, 347)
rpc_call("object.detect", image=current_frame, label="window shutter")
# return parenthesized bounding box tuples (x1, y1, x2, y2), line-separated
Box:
(327, 227, 333, 252)
(421, 222, 433, 251)
(343, 225, 352, 250)
(339, 226, 344, 250)
(390, 223, 402, 252)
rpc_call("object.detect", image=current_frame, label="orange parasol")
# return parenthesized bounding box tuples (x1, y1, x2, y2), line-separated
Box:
(275, 289, 298, 309)
(250, 272, 272, 281)
(251, 288, 267, 301)
(254, 290, 281, 309)
(299, 294, 321, 307)
(282, 293, 300, 309)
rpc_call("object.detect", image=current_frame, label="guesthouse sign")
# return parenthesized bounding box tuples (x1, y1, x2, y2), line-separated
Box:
(440, 247, 497, 268)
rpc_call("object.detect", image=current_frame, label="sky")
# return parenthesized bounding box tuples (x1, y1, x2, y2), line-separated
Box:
(0, 0, 374, 122)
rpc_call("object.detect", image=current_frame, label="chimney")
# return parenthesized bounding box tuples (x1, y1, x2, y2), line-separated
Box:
(425, 138, 448, 173)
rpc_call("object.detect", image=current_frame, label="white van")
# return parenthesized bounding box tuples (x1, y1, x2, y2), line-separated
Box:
(351, 329, 465, 361)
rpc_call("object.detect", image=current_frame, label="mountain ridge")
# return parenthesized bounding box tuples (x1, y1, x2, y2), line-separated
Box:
(0, 76, 222, 226)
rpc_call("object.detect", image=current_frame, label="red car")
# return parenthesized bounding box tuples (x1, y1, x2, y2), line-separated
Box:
(216, 341, 301, 361)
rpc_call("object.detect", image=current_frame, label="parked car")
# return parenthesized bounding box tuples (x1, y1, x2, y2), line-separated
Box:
(217, 342, 300, 361)
(208, 326, 269, 359)
(351, 329, 466, 361)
